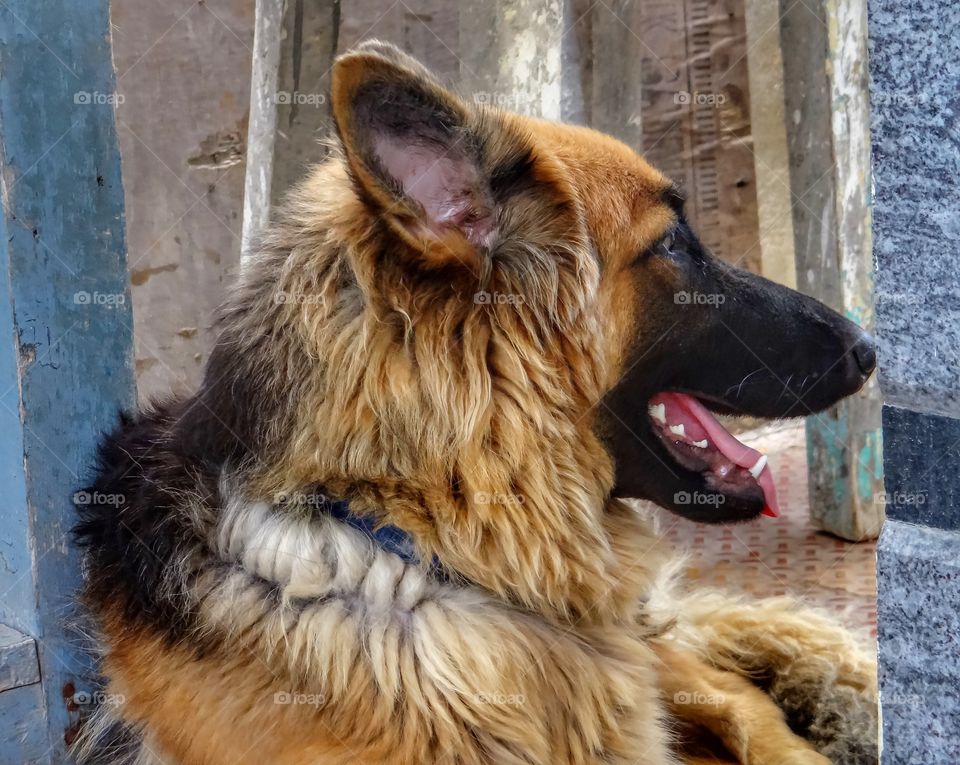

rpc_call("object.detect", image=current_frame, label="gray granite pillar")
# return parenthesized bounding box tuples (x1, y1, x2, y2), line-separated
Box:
(869, 1, 960, 760)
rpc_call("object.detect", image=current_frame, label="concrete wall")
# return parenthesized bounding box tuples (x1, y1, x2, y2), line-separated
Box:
(112, 0, 254, 402)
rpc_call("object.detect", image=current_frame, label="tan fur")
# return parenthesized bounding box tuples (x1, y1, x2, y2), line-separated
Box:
(654, 643, 830, 765)
(75, 43, 876, 764)
(660, 591, 879, 762)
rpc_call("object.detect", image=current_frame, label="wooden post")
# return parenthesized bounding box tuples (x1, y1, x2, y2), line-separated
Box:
(744, 0, 797, 289)
(459, 0, 565, 120)
(780, 0, 883, 540)
(242, 0, 340, 260)
(269, 0, 341, 208)
(587, 0, 644, 145)
(626, 0, 763, 274)
(0, 0, 135, 760)
(242, 0, 285, 259)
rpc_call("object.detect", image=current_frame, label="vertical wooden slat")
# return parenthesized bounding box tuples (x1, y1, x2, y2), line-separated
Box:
(560, 0, 590, 125)
(636, 0, 761, 273)
(269, 0, 341, 207)
(243, 0, 342, 253)
(780, 0, 883, 540)
(397, 3, 461, 85)
(637, 1, 696, 195)
(242, 0, 285, 258)
(686, 0, 723, 254)
(0, 0, 135, 760)
(589, 1, 644, 146)
(459, 0, 565, 120)
(699, 0, 761, 272)
(743, 0, 797, 289)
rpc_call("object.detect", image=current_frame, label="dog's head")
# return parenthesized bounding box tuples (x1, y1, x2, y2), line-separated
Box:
(326, 41, 875, 525)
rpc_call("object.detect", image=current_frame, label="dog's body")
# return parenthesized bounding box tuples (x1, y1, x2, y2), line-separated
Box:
(75, 43, 878, 764)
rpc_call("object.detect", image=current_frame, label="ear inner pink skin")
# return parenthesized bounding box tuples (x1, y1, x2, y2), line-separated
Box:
(373, 135, 495, 247)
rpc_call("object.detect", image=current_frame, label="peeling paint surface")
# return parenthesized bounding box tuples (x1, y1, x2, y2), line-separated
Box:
(781, 0, 883, 539)
(0, 1, 135, 759)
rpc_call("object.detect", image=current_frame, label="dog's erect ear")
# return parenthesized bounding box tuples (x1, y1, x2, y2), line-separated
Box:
(332, 41, 511, 267)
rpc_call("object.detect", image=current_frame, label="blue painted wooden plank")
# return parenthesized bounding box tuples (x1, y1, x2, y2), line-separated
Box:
(0, 0, 135, 760)
(0, 683, 50, 765)
(0, 625, 40, 693)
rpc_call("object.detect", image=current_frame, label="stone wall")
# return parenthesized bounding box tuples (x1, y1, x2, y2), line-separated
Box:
(869, 0, 960, 760)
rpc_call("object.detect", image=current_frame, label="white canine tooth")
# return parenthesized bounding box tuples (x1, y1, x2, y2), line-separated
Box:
(692, 439, 708, 448)
(669, 424, 686, 438)
(648, 403, 666, 424)
(748, 454, 768, 479)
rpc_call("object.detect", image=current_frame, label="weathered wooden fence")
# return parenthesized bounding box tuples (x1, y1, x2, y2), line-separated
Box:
(0, 1, 134, 762)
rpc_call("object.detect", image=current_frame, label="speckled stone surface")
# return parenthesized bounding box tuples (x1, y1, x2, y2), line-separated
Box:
(876, 521, 960, 763)
(868, 0, 960, 419)
(869, 1, 960, 760)
(881, 405, 960, 531)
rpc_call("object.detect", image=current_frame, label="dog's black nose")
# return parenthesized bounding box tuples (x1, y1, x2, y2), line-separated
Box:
(852, 333, 877, 377)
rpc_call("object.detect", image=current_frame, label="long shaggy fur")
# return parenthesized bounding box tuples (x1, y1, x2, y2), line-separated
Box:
(74, 41, 877, 765)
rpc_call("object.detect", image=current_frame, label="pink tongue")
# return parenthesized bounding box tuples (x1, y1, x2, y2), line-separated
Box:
(651, 392, 781, 517)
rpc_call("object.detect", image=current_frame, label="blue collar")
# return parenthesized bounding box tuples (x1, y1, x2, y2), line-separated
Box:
(325, 497, 450, 579)
(327, 499, 421, 563)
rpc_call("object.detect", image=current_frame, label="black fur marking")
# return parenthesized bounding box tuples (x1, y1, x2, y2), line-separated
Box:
(661, 184, 686, 214)
(489, 144, 537, 203)
(174, 277, 303, 471)
(354, 80, 461, 146)
(74, 403, 218, 643)
(175, 337, 271, 467)
(74, 718, 145, 765)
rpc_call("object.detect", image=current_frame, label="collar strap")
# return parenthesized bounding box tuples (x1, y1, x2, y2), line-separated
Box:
(328, 499, 419, 562)
(326, 498, 450, 580)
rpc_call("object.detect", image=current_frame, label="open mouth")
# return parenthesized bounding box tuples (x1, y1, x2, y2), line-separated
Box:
(648, 392, 780, 518)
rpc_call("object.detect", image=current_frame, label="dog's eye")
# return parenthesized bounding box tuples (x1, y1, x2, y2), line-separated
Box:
(631, 229, 679, 267)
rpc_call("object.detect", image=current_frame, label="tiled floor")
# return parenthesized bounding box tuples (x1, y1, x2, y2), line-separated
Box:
(653, 420, 878, 641)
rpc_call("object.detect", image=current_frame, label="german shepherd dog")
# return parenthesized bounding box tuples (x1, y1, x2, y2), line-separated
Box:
(75, 42, 879, 765)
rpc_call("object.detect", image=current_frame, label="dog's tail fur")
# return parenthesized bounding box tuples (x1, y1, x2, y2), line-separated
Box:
(72, 706, 165, 765)
(651, 587, 879, 763)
